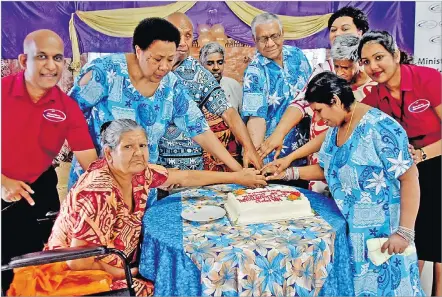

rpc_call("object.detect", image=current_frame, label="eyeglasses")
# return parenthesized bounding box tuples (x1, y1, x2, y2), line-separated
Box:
(257, 33, 282, 45)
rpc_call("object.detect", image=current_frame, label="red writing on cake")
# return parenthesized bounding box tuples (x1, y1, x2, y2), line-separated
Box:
(237, 190, 298, 203)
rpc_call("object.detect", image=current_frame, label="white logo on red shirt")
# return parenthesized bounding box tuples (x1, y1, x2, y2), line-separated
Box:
(408, 99, 430, 113)
(43, 109, 66, 122)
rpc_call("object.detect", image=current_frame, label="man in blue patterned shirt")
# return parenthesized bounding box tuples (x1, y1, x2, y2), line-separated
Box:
(160, 12, 262, 171)
(242, 13, 312, 167)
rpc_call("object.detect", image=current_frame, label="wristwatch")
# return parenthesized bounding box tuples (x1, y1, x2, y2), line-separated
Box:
(419, 148, 427, 161)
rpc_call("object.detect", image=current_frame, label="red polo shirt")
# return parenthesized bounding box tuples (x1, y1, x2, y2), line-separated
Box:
(362, 64, 441, 148)
(2, 71, 94, 183)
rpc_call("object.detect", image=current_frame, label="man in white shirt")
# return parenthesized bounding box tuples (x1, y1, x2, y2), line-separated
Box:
(199, 42, 243, 112)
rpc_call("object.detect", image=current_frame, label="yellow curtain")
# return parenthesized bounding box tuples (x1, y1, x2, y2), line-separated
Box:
(225, 1, 332, 40)
(69, 2, 196, 75)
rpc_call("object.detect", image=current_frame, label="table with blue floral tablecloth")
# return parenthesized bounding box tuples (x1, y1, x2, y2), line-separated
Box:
(139, 184, 354, 296)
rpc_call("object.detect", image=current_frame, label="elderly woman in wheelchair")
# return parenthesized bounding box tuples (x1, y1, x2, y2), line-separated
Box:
(6, 119, 266, 296)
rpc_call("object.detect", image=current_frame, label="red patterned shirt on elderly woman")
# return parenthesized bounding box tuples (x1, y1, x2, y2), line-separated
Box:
(46, 159, 169, 296)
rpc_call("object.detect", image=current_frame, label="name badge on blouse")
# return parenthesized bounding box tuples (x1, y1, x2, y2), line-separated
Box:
(43, 109, 66, 122)
(408, 99, 430, 113)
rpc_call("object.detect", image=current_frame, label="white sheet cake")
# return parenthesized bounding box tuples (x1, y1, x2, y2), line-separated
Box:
(225, 185, 314, 225)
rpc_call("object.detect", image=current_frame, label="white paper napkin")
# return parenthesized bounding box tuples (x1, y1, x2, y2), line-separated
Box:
(367, 237, 416, 266)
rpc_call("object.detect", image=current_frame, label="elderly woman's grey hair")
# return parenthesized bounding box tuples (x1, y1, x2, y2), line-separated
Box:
(251, 12, 283, 38)
(199, 42, 225, 65)
(100, 119, 147, 153)
(331, 34, 361, 62)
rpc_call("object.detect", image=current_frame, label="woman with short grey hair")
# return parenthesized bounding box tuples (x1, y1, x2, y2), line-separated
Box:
(28, 119, 267, 296)
(100, 119, 147, 152)
(330, 34, 375, 99)
(331, 34, 360, 62)
(330, 34, 368, 87)
(199, 42, 224, 66)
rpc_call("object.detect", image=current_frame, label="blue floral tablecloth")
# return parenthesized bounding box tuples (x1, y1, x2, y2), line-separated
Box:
(140, 184, 354, 296)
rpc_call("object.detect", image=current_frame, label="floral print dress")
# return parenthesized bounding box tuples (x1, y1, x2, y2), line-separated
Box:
(318, 108, 424, 296)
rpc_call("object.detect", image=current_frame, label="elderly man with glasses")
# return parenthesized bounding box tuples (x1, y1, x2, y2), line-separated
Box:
(241, 13, 312, 186)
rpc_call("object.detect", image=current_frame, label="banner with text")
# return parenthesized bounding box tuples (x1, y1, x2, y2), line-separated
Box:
(414, 1, 441, 72)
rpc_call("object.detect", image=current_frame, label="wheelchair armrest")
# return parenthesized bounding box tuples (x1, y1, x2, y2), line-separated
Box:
(36, 211, 59, 223)
(46, 211, 59, 218)
(1, 246, 108, 270)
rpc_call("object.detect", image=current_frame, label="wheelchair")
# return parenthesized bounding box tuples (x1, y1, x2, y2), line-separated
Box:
(2, 211, 136, 296)
(1, 245, 136, 296)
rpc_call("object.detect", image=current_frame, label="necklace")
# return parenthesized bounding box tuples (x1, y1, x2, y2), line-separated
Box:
(338, 101, 357, 145)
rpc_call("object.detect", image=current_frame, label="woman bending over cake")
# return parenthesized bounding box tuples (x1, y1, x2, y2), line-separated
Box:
(263, 72, 424, 296)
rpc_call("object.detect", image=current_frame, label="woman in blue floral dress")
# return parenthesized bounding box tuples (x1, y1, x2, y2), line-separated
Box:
(265, 72, 424, 296)
(67, 18, 243, 206)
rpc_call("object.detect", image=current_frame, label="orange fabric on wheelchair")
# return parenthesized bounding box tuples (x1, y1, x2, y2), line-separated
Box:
(7, 261, 112, 296)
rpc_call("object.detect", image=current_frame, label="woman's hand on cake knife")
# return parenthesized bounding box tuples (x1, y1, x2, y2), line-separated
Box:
(261, 156, 292, 177)
(234, 168, 267, 188)
(261, 165, 286, 180)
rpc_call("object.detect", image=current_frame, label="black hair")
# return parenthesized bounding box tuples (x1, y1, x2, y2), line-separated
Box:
(305, 71, 355, 111)
(358, 30, 414, 65)
(132, 17, 180, 52)
(100, 121, 112, 135)
(328, 6, 370, 34)
(399, 51, 414, 65)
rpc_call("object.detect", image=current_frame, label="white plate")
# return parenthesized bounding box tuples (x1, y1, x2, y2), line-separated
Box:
(181, 205, 226, 222)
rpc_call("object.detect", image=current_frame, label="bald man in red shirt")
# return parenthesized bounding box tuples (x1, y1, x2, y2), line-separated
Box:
(1, 30, 97, 287)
